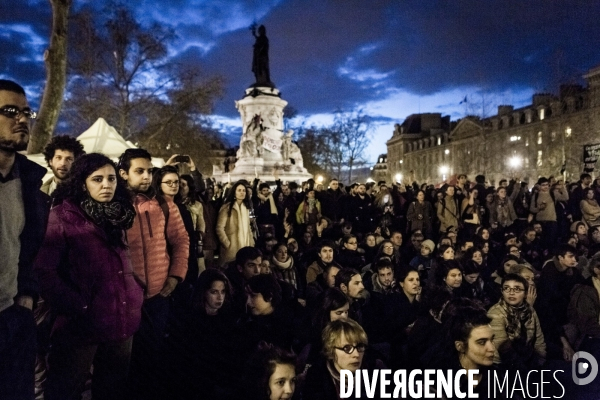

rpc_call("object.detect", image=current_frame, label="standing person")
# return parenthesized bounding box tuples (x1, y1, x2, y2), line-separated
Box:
(296, 188, 322, 231)
(321, 178, 347, 225)
(179, 174, 207, 271)
(34, 153, 143, 400)
(406, 190, 433, 237)
(117, 148, 189, 400)
(437, 185, 460, 234)
(216, 180, 256, 266)
(41, 135, 85, 195)
(0, 79, 49, 400)
(530, 177, 569, 250)
(151, 166, 198, 301)
(37, 135, 85, 398)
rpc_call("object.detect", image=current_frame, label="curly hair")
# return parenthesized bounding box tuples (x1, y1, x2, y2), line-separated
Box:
(242, 342, 296, 400)
(42, 135, 85, 164)
(52, 153, 129, 205)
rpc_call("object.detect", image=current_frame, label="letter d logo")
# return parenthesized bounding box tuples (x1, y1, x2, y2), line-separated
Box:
(572, 351, 598, 386)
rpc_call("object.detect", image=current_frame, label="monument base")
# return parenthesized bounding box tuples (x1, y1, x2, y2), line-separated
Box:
(212, 84, 313, 184)
(213, 157, 313, 184)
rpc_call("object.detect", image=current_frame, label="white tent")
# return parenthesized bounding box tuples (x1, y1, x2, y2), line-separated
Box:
(76, 118, 165, 166)
(26, 118, 164, 177)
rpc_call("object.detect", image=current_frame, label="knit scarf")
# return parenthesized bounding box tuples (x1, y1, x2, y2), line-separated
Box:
(499, 298, 532, 341)
(233, 201, 252, 247)
(307, 198, 316, 214)
(272, 256, 297, 289)
(80, 196, 136, 246)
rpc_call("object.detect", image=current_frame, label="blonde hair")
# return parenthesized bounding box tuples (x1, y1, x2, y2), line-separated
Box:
(322, 319, 368, 360)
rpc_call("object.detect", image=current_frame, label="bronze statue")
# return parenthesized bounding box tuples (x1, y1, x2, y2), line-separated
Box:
(250, 24, 272, 86)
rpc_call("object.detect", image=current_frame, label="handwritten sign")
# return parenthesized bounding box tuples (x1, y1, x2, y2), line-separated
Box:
(262, 136, 283, 153)
(583, 143, 600, 172)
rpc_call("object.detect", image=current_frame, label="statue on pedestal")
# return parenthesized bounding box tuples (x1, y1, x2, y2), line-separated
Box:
(250, 24, 272, 86)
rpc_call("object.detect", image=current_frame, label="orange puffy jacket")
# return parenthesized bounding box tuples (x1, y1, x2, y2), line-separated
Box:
(127, 193, 189, 298)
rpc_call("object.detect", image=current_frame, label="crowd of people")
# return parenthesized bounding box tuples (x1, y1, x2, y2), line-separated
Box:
(2, 78, 600, 399)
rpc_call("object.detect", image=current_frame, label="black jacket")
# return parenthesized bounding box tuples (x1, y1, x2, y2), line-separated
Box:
(16, 153, 50, 303)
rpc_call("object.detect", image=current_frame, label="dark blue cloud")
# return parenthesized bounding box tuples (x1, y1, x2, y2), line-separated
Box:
(2, 0, 599, 134)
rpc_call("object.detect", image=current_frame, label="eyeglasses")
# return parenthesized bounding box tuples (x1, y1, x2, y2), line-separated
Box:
(502, 286, 525, 293)
(161, 180, 179, 187)
(0, 106, 37, 120)
(335, 343, 368, 354)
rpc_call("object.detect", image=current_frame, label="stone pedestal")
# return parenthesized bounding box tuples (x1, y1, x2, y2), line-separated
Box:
(212, 86, 313, 184)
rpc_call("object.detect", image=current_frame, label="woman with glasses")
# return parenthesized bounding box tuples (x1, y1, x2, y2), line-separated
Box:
(304, 319, 379, 399)
(216, 180, 255, 266)
(34, 154, 142, 400)
(337, 234, 365, 272)
(487, 273, 546, 369)
(151, 166, 198, 301)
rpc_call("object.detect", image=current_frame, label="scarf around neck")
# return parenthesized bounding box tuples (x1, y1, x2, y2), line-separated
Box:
(80, 196, 136, 245)
(499, 297, 532, 341)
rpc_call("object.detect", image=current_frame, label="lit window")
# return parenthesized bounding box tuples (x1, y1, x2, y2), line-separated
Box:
(551, 131, 556, 141)
(510, 136, 521, 142)
(537, 151, 543, 166)
(437, 137, 441, 146)
(537, 132, 542, 144)
(525, 138, 529, 147)
(565, 127, 572, 137)
(539, 109, 545, 120)
(525, 157, 529, 168)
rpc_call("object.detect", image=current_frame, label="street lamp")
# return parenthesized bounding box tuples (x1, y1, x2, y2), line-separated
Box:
(440, 165, 449, 181)
(395, 173, 402, 183)
(316, 175, 324, 184)
(508, 156, 521, 168)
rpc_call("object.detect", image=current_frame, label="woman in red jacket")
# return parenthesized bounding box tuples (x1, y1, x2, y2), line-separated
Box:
(34, 153, 143, 400)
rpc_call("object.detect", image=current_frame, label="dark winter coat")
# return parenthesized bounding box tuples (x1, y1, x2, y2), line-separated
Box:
(34, 200, 143, 343)
(15, 153, 50, 303)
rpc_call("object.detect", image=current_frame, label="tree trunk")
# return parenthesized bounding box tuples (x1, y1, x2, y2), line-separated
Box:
(27, 0, 71, 154)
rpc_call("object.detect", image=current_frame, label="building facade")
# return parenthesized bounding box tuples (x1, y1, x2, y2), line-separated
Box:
(387, 65, 600, 186)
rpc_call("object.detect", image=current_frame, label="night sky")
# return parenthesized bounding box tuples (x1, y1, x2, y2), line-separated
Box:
(2, 0, 599, 161)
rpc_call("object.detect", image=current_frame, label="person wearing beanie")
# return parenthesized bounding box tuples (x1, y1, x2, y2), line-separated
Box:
(409, 239, 436, 284)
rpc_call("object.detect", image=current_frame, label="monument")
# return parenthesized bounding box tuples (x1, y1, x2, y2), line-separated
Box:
(212, 24, 312, 183)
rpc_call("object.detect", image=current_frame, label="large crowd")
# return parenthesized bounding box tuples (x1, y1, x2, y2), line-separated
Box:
(2, 78, 600, 399)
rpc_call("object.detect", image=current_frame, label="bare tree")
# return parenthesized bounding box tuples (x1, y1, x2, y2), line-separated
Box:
(62, 5, 224, 173)
(28, 0, 72, 154)
(332, 108, 373, 183)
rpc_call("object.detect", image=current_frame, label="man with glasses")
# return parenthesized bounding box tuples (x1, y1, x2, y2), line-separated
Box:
(0, 79, 49, 399)
(118, 148, 189, 399)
